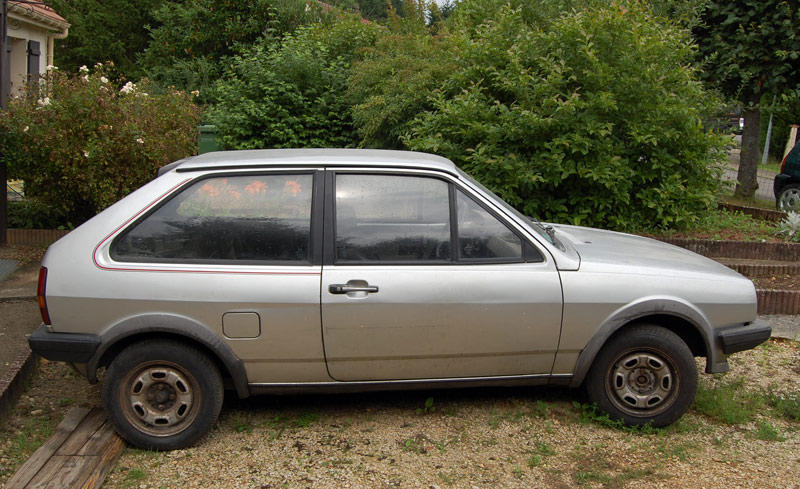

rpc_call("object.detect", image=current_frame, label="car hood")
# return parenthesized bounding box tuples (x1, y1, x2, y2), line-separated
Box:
(552, 224, 742, 278)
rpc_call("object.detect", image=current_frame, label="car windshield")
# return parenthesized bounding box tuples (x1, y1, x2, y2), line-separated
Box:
(455, 168, 558, 246)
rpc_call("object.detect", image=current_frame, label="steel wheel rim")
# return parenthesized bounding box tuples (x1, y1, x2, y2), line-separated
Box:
(779, 188, 800, 212)
(120, 361, 200, 437)
(606, 349, 678, 417)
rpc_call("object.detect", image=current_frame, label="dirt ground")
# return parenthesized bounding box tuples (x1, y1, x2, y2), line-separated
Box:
(753, 274, 800, 291)
(0, 300, 40, 380)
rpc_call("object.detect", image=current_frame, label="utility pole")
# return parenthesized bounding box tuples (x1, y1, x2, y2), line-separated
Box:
(1, 0, 9, 246)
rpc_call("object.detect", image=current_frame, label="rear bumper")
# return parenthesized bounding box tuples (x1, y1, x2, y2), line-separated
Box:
(717, 319, 772, 355)
(28, 324, 102, 363)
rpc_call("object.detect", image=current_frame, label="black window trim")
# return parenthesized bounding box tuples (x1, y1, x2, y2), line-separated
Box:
(109, 170, 323, 267)
(325, 170, 543, 266)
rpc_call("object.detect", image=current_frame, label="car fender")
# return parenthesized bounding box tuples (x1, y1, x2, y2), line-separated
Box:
(85, 313, 250, 398)
(568, 297, 713, 388)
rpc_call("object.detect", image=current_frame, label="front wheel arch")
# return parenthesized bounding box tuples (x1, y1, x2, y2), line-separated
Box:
(585, 324, 698, 427)
(569, 301, 712, 389)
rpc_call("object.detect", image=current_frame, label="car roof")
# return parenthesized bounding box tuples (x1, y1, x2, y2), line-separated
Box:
(164, 149, 459, 176)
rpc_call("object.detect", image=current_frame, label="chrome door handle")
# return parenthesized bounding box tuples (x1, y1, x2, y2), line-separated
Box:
(329, 284, 379, 294)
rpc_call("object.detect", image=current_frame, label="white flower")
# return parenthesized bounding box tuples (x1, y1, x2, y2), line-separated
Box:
(120, 81, 136, 94)
(135, 137, 144, 144)
(82, 75, 89, 82)
(79, 65, 89, 73)
(46, 65, 57, 71)
(100, 76, 109, 84)
(23, 126, 29, 133)
(190, 90, 200, 97)
(83, 150, 89, 158)
(37, 97, 50, 106)
(95, 62, 103, 69)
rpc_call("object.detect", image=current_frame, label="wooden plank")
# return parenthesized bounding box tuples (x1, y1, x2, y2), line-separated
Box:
(54, 408, 107, 456)
(79, 435, 126, 489)
(3, 407, 91, 489)
(75, 419, 118, 457)
(5, 407, 126, 489)
(32, 455, 98, 489)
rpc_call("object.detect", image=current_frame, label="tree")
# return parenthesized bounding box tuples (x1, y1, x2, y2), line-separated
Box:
(139, 0, 325, 96)
(694, 0, 800, 198)
(210, 17, 382, 149)
(50, 0, 165, 79)
(398, 1, 725, 230)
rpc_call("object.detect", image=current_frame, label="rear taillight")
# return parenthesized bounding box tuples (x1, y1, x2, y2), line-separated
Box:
(781, 154, 788, 174)
(37, 267, 51, 325)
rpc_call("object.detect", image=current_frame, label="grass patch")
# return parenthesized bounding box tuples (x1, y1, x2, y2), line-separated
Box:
(293, 412, 319, 428)
(572, 402, 660, 434)
(643, 208, 781, 242)
(693, 377, 762, 425)
(753, 420, 786, 442)
(766, 389, 800, 421)
(230, 412, 253, 434)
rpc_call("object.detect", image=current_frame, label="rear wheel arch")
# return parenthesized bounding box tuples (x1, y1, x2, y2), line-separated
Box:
(86, 314, 250, 399)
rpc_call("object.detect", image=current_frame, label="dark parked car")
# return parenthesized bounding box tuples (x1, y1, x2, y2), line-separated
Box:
(775, 142, 800, 212)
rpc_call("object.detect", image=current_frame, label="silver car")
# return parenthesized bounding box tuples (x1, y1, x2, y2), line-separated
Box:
(29, 149, 771, 450)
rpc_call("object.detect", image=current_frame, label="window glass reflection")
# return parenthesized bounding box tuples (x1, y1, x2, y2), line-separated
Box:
(113, 174, 313, 262)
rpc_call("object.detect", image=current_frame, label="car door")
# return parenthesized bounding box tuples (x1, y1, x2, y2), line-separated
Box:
(321, 171, 563, 381)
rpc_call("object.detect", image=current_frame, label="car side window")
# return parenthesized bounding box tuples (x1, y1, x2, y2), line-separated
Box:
(456, 190, 523, 261)
(335, 174, 451, 262)
(112, 174, 313, 263)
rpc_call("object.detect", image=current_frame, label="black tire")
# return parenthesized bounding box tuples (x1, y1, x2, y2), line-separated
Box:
(776, 183, 800, 212)
(585, 325, 697, 427)
(102, 339, 224, 450)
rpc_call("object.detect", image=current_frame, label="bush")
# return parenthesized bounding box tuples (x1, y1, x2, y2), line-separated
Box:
(6, 200, 66, 229)
(0, 64, 200, 225)
(210, 18, 382, 149)
(401, 1, 726, 231)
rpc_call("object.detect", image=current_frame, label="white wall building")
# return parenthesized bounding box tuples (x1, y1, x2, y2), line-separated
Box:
(6, 0, 69, 95)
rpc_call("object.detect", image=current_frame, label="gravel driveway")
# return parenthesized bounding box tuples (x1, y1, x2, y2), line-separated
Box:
(95, 339, 800, 489)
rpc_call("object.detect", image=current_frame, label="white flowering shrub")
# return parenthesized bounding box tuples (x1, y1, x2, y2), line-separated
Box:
(0, 63, 200, 225)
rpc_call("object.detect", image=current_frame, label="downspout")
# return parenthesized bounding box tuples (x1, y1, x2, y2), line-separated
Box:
(46, 24, 68, 68)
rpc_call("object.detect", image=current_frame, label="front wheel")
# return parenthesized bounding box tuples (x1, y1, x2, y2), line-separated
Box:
(585, 325, 697, 427)
(102, 340, 224, 450)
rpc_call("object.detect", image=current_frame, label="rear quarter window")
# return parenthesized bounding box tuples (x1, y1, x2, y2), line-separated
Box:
(111, 173, 313, 263)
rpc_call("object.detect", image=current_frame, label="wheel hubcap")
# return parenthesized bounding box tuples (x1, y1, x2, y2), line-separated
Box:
(123, 364, 197, 435)
(779, 188, 800, 212)
(610, 352, 675, 413)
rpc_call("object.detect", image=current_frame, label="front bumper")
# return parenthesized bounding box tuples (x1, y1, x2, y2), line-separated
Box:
(774, 173, 793, 199)
(28, 324, 102, 363)
(717, 319, 772, 355)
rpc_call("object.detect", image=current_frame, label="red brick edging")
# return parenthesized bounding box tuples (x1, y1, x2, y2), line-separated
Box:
(758, 290, 800, 315)
(658, 238, 800, 261)
(719, 202, 785, 222)
(0, 348, 37, 423)
(6, 229, 69, 247)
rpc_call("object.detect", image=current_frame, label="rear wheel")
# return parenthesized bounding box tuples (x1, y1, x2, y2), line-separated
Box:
(777, 183, 800, 212)
(585, 325, 697, 427)
(102, 340, 223, 450)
